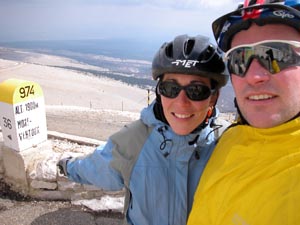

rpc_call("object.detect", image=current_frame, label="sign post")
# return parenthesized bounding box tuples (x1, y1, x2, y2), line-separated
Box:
(0, 79, 47, 152)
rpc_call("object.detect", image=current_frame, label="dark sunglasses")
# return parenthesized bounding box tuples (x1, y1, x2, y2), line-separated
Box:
(158, 81, 213, 101)
(224, 40, 300, 77)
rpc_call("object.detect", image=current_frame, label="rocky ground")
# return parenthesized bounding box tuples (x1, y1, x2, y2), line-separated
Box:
(0, 178, 32, 201)
(0, 106, 137, 224)
(0, 160, 125, 225)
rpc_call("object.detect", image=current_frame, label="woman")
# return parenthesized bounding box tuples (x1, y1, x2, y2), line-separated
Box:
(58, 34, 228, 225)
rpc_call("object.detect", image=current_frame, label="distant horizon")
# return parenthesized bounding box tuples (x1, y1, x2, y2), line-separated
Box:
(0, 38, 165, 61)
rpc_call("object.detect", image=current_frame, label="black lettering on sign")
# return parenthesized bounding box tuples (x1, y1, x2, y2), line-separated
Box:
(25, 101, 39, 111)
(19, 85, 35, 99)
(2, 117, 12, 129)
(17, 118, 30, 129)
(15, 105, 23, 114)
(18, 126, 40, 141)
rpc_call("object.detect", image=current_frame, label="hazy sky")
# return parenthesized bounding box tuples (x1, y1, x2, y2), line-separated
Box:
(0, 0, 240, 43)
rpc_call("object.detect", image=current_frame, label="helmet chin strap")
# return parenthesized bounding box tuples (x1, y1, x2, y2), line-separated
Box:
(234, 98, 250, 125)
(153, 80, 169, 125)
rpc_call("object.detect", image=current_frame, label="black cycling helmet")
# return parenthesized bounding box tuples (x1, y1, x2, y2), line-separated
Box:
(213, 0, 300, 52)
(152, 34, 229, 90)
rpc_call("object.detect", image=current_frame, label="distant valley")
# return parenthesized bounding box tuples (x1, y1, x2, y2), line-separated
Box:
(0, 39, 236, 112)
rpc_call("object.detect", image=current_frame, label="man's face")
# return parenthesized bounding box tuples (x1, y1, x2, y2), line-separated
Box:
(231, 24, 300, 128)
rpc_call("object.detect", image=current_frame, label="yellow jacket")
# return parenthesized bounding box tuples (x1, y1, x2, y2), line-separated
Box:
(188, 118, 300, 225)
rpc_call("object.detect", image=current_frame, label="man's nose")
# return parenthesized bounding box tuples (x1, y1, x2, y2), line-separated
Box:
(244, 59, 270, 85)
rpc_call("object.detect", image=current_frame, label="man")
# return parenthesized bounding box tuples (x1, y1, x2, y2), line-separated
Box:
(188, 1, 300, 224)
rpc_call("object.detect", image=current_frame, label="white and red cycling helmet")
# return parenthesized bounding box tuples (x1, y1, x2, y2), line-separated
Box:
(213, 0, 300, 52)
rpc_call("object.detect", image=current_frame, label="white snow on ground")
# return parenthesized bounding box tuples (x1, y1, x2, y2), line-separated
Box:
(73, 196, 125, 212)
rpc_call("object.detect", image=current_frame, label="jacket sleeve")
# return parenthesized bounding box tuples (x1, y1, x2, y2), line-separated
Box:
(66, 139, 124, 191)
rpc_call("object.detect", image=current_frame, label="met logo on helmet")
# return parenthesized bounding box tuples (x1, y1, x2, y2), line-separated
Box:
(171, 60, 199, 68)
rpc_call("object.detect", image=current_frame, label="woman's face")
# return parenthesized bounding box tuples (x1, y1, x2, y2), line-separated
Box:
(160, 73, 217, 135)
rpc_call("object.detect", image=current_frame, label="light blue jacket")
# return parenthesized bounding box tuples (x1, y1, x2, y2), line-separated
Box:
(66, 101, 216, 225)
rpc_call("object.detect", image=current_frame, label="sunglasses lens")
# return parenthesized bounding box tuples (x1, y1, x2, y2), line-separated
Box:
(226, 41, 300, 77)
(159, 81, 212, 101)
(159, 82, 180, 98)
(185, 84, 211, 101)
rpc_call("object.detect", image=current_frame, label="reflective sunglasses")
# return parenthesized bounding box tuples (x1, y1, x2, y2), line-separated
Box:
(158, 81, 213, 101)
(224, 40, 300, 77)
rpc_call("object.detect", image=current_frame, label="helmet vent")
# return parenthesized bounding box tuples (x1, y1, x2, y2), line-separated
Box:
(165, 43, 174, 58)
(201, 45, 215, 62)
(249, 0, 258, 6)
(184, 39, 195, 56)
(264, 0, 283, 3)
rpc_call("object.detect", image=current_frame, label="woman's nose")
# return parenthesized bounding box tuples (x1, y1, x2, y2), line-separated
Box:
(176, 89, 191, 104)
